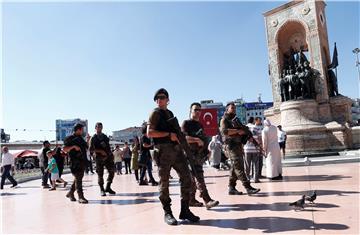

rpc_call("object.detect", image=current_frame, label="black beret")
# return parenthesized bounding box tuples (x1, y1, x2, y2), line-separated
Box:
(73, 123, 84, 132)
(153, 88, 169, 101)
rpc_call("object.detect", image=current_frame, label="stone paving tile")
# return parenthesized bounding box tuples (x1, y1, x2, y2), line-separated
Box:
(1, 163, 359, 234)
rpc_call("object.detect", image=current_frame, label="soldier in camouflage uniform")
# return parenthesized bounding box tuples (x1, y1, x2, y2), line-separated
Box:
(220, 102, 260, 195)
(147, 88, 200, 226)
(63, 123, 88, 204)
(90, 122, 116, 196)
(182, 102, 219, 209)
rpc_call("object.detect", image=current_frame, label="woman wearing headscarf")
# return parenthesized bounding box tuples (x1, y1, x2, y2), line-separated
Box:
(262, 119, 283, 180)
(208, 135, 222, 169)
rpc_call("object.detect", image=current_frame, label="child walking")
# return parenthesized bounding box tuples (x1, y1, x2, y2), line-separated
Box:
(46, 150, 67, 191)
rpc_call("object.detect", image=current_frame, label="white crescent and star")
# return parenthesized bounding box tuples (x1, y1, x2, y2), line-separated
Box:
(203, 112, 213, 126)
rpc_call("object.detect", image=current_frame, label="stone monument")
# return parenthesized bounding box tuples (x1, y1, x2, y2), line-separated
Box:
(263, 0, 353, 155)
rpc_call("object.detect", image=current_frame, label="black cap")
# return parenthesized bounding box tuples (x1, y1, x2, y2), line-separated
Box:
(226, 102, 235, 108)
(153, 88, 169, 101)
(43, 140, 50, 146)
(73, 123, 84, 132)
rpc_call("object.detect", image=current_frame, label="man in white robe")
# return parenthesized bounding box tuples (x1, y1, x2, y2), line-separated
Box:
(262, 120, 283, 180)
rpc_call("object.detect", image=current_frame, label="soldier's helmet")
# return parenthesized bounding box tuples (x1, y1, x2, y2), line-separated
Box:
(153, 88, 169, 101)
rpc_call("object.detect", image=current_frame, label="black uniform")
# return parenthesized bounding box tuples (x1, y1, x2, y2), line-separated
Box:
(53, 147, 65, 178)
(138, 135, 157, 184)
(90, 133, 115, 189)
(41, 146, 50, 186)
(182, 119, 213, 204)
(63, 134, 88, 199)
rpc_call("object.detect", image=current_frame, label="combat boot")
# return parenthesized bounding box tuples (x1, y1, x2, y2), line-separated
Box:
(179, 200, 200, 223)
(78, 192, 88, 204)
(66, 191, 76, 202)
(189, 199, 203, 207)
(139, 180, 148, 186)
(163, 205, 178, 225)
(246, 185, 260, 195)
(228, 186, 243, 195)
(105, 182, 116, 195)
(204, 199, 219, 209)
(100, 185, 106, 196)
(149, 179, 158, 186)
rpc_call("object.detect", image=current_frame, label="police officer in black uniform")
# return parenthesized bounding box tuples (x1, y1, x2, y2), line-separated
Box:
(147, 88, 200, 225)
(63, 123, 88, 204)
(90, 122, 116, 196)
(182, 102, 219, 209)
(41, 140, 51, 188)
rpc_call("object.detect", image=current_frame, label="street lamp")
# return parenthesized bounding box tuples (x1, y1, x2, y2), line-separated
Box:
(353, 47, 360, 96)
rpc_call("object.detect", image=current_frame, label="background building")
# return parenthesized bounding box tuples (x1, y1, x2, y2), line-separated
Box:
(234, 98, 247, 124)
(112, 127, 141, 143)
(199, 98, 273, 136)
(244, 102, 273, 122)
(201, 98, 273, 124)
(200, 100, 225, 124)
(56, 119, 88, 141)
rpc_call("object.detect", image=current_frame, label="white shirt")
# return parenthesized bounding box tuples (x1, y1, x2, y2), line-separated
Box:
(244, 124, 263, 153)
(278, 130, 287, 143)
(38, 148, 44, 167)
(1, 152, 15, 167)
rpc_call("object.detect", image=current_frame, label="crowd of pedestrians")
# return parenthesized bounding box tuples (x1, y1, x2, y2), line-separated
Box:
(1, 117, 287, 191)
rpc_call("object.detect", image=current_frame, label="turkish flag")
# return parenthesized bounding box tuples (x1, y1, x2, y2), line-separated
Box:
(199, 108, 218, 136)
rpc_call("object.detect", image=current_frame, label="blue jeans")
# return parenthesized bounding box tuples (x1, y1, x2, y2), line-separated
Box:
(115, 162, 122, 174)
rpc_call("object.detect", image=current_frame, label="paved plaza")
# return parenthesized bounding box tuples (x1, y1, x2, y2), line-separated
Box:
(1, 162, 359, 234)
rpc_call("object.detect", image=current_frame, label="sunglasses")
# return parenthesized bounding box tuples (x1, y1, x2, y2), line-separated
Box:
(156, 95, 167, 100)
(193, 108, 201, 112)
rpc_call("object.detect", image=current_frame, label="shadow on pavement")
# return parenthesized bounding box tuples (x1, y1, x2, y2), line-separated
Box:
(195, 217, 349, 233)
(1, 192, 27, 196)
(87, 198, 157, 205)
(16, 186, 41, 189)
(253, 189, 360, 197)
(115, 192, 159, 197)
(282, 174, 351, 182)
(210, 202, 337, 212)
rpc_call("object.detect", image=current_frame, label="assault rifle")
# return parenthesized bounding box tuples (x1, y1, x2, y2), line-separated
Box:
(231, 116, 265, 157)
(167, 117, 198, 176)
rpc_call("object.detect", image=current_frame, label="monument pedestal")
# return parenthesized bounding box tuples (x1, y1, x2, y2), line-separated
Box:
(276, 99, 353, 156)
(280, 100, 330, 154)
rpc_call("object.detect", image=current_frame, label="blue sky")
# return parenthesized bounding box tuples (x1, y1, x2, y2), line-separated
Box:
(1, 1, 359, 141)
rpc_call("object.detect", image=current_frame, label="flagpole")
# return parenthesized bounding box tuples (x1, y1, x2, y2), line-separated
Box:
(352, 48, 360, 97)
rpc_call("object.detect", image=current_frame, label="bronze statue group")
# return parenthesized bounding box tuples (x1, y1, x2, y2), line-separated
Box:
(279, 47, 339, 102)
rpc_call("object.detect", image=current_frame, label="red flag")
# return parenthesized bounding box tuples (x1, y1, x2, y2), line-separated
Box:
(199, 108, 218, 136)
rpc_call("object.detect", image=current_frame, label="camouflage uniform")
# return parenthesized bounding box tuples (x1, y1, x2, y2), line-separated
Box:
(153, 143, 192, 205)
(220, 114, 251, 189)
(149, 108, 192, 207)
